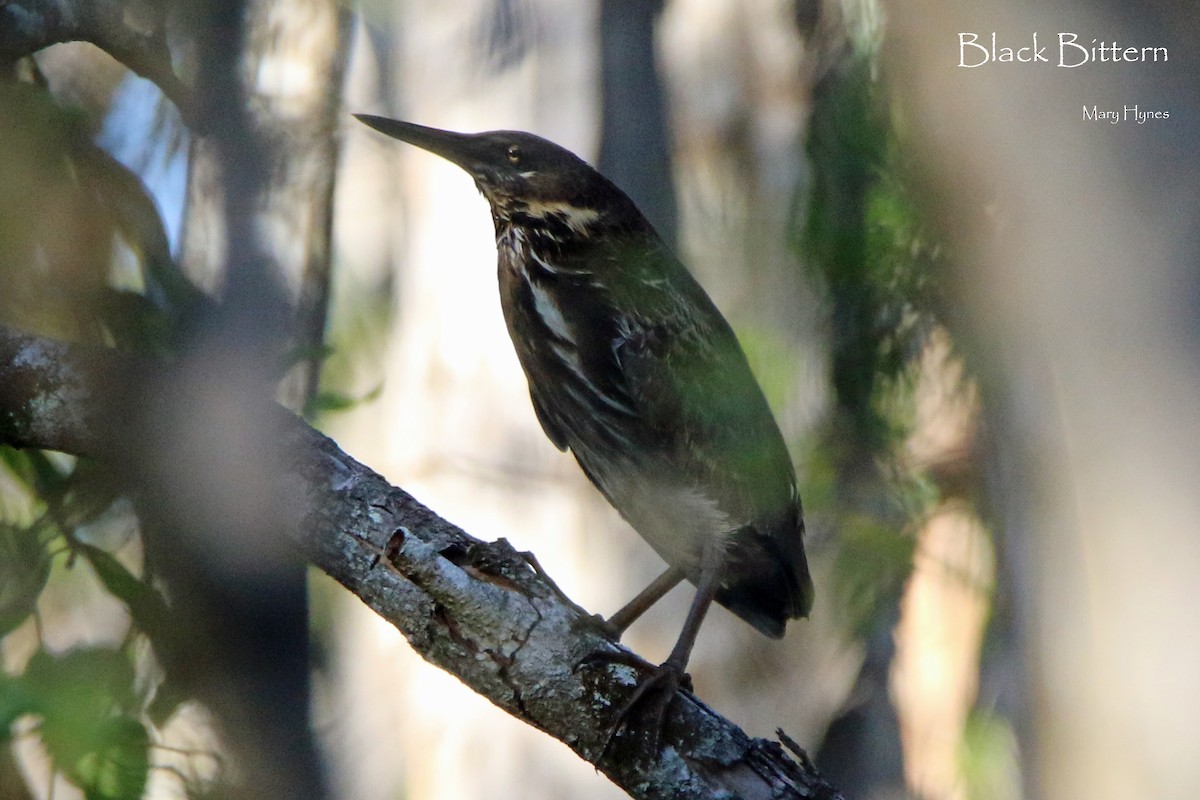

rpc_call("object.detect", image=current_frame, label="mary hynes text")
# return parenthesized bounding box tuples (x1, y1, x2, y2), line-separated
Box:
(958, 33, 1168, 67)
(1083, 105, 1169, 124)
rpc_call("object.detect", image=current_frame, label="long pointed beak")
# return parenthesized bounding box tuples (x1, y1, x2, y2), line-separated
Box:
(354, 114, 484, 173)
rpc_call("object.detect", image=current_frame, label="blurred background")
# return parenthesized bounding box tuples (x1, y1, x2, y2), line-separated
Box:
(1, 0, 1197, 799)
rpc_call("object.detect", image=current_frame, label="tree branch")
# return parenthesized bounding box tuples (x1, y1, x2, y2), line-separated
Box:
(0, 324, 843, 800)
(0, 0, 192, 120)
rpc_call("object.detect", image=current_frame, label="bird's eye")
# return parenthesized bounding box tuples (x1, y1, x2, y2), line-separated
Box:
(507, 144, 522, 165)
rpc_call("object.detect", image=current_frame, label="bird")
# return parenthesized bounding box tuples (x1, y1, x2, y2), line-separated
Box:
(356, 114, 813, 747)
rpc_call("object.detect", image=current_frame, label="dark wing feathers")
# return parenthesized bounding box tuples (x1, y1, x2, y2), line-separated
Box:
(506, 232, 813, 624)
(614, 261, 813, 623)
(528, 390, 569, 451)
(611, 245, 797, 524)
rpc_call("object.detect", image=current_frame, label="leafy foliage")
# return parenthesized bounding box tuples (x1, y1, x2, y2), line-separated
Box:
(0, 62, 199, 798)
(5, 649, 148, 800)
(0, 522, 52, 638)
(796, 42, 950, 636)
(0, 440, 174, 797)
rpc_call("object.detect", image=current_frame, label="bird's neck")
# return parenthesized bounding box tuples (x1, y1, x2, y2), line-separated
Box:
(489, 197, 604, 244)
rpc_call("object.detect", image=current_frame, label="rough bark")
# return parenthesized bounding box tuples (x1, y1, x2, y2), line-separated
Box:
(0, 324, 843, 800)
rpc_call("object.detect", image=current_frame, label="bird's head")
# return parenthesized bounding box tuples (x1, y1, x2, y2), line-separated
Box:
(355, 115, 640, 235)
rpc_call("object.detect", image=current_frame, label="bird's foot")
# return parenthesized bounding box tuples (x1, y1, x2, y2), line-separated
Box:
(576, 650, 693, 757)
(573, 646, 660, 675)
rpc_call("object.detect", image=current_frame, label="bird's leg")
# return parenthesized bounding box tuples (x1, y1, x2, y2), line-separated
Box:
(590, 542, 725, 755)
(605, 565, 686, 637)
(575, 565, 686, 669)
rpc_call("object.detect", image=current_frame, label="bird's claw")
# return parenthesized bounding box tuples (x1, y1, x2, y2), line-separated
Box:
(508, 544, 584, 610)
(573, 645, 658, 675)
(605, 661, 691, 756)
(577, 651, 692, 758)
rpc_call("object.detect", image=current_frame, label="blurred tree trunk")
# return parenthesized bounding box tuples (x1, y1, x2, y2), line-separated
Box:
(801, 18, 912, 800)
(598, 0, 677, 245)
(886, 2, 1200, 799)
(180, 0, 349, 409)
(145, 0, 349, 796)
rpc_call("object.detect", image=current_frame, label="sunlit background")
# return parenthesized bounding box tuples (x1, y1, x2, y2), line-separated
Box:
(1, 0, 1197, 798)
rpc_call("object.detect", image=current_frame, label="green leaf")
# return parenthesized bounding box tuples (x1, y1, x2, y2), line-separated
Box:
(961, 710, 1022, 800)
(0, 447, 35, 485)
(69, 542, 184, 725)
(0, 523, 52, 637)
(75, 543, 170, 644)
(22, 450, 74, 503)
(0, 674, 38, 735)
(19, 648, 147, 798)
(282, 342, 336, 372)
(96, 289, 176, 356)
(834, 514, 917, 636)
(303, 383, 383, 418)
(22, 648, 136, 725)
(73, 716, 150, 800)
(305, 391, 356, 414)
